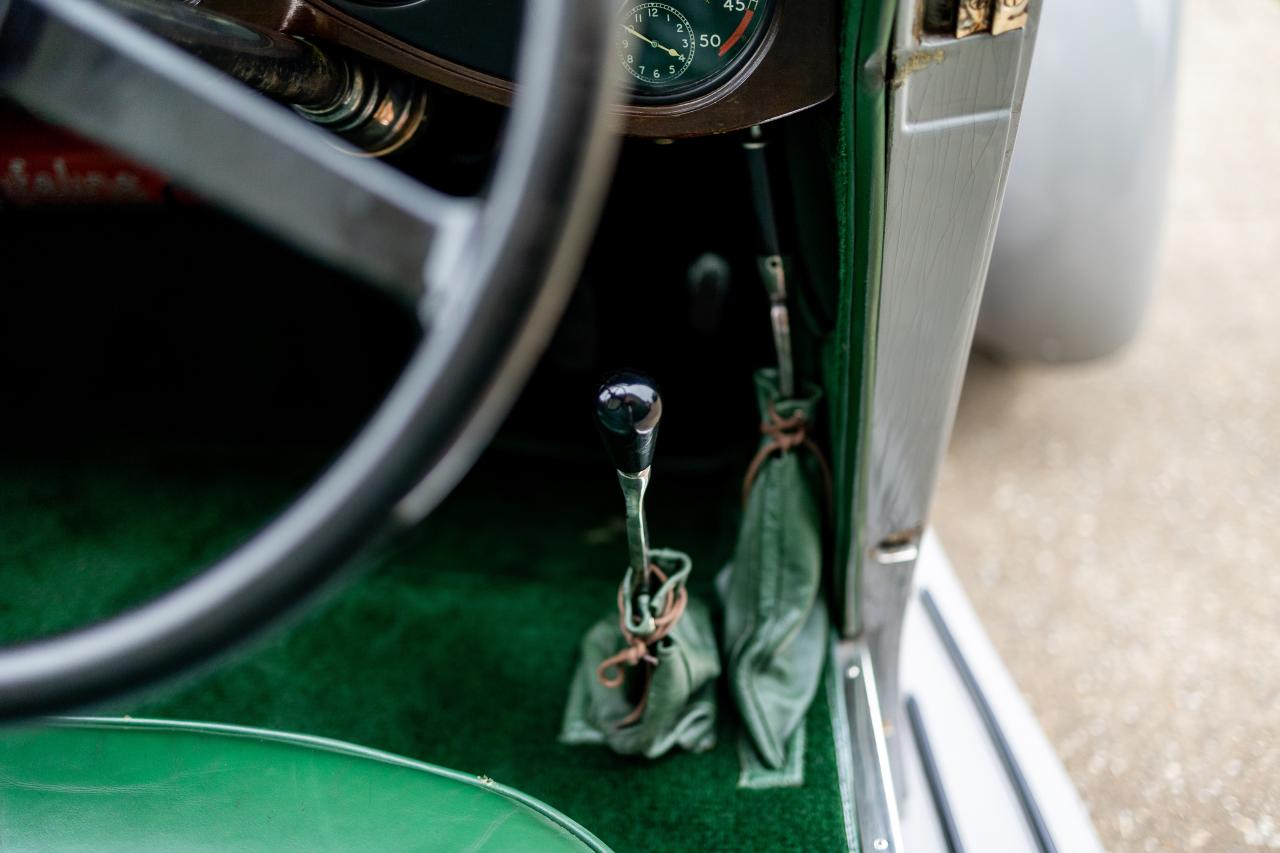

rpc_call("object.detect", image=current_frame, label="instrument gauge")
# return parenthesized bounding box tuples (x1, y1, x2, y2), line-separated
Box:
(616, 0, 775, 102)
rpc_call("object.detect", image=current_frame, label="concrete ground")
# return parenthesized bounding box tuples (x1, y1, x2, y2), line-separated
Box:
(934, 0, 1280, 850)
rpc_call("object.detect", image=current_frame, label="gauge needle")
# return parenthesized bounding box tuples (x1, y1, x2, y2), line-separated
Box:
(624, 25, 680, 57)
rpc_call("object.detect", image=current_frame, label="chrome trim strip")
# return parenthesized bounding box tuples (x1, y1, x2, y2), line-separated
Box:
(828, 639, 860, 853)
(836, 640, 904, 853)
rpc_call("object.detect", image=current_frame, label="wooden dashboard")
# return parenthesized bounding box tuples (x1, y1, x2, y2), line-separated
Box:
(202, 0, 837, 138)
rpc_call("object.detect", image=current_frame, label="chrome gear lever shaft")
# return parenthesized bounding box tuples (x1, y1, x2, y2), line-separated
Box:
(595, 372, 663, 590)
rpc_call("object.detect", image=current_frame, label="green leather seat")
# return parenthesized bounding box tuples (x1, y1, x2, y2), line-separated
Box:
(0, 718, 609, 852)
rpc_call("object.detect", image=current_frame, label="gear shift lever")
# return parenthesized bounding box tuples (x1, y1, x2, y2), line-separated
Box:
(595, 372, 662, 594)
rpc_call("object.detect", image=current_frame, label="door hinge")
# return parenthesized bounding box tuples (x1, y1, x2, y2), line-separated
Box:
(925, 0, 1030, 40)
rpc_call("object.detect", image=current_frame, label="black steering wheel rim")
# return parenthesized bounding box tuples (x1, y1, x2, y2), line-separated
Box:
(0, 0, 619, 719)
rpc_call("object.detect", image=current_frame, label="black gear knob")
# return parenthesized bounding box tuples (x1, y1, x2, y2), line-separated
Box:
(595, 372, 662, 475)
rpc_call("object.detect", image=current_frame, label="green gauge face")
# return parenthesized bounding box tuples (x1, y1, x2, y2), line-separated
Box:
(616, 0, 775, 102)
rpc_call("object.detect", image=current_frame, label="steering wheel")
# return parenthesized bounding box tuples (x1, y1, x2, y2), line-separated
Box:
(0, 0, 618, 718)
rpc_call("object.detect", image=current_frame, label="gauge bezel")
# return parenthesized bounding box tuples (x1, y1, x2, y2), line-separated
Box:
(275, 0, 833, 138)
(617, 0, 779, 106)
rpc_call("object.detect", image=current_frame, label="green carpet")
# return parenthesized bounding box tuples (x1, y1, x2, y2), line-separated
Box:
(0, 444, 849, 852)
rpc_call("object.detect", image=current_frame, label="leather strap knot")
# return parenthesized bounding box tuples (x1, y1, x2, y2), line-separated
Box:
(741, 402, 833, 507)
(596, 564, 688, 728)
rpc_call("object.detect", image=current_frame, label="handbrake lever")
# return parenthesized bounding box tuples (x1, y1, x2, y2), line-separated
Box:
(743, 124, 795, 397)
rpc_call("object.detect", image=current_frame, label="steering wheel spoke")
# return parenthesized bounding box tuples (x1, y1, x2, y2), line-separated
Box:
(0, 0, 479, 309)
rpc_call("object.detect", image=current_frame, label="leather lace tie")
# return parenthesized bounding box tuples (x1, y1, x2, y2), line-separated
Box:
(596, 564, 689, 728)
(741, 402, 833, 507)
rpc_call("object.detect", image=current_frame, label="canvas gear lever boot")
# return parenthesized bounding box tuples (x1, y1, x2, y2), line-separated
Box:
(720, 369, 830, 784)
